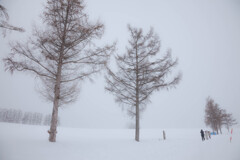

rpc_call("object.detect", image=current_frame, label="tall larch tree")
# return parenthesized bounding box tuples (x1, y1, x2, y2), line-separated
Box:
(3, 0, 115, 142)
(105, 25, 181, 142)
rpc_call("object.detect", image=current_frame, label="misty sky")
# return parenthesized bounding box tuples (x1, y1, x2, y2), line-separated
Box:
(0, 0, 240, 129)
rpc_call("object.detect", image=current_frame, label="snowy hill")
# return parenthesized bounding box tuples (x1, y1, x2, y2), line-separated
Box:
(0, 122, 239, 160)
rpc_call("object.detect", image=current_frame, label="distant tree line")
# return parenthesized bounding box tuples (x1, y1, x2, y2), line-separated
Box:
(205, 97, 237, 134)
(0, 108, 59, 126)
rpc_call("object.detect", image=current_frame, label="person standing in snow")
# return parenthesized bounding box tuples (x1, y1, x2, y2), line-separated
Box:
(205, 131, 208, 140)
(200, 129, 205, 141)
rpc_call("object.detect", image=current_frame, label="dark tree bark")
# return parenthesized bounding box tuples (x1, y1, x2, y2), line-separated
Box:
(3, 0, 115, 142)
(105, 25, 181, 142)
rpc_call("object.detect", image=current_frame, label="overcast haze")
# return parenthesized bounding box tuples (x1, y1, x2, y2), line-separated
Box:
(0, 0, 240, 129)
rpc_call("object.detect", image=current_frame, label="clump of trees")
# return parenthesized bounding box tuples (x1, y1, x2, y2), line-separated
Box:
(0, 108, 23, 123)
(21, 112, 43, 125)
(105, 25, 181, 142)
(204, 97, 237, 134)
(0, 108, 57, 126)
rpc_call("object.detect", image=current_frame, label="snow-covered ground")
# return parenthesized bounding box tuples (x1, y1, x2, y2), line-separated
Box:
(0, 122, 239, 160)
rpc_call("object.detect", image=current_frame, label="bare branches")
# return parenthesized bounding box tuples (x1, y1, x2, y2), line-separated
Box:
(4, 41, 56, 79)
(105, 25, 181, 141)
(0, 5, 24, 36)
(3, 0, 114, 106)
(205, 97, 221, 133)
(106, 25, 181, 110)
(205, 97, 237, 133)
(0, 5, 9, 20)
(3, 0, 115, 142)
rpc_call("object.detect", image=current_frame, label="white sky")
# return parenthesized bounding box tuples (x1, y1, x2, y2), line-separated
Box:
(0, 0, 240, 129)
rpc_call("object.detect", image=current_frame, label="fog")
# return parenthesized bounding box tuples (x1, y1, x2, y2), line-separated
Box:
(0, 0, 240, 129)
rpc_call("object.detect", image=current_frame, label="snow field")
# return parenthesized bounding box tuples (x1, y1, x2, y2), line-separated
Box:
(0, 122, 239, 160)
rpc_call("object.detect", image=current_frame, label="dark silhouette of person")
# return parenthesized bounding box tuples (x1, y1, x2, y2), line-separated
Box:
(200, 129, 205, 141)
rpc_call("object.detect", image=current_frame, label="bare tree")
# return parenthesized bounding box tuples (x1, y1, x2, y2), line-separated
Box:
(3, 0, 115, 142)
(105, 25, 181, 142)
(0, 4, 24, 36)
(204, 97, 237, 134)
(22, 112, 31, 124)
(43, 114, 52, 126)
(216, 108, 226, 134)
(205, 97, 220, 133)
(0, 108, 22, 123)
(15, 109, 23, 123)
(0, 108, 7, 122)
(222, 111, 237, 132)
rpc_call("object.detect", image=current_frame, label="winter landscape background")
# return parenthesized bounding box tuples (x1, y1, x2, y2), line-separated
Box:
(1, 0, 240, 129)
(0, 0, 240, 159)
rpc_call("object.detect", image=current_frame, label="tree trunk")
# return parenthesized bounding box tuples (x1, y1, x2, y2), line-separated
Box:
(135, 45, 140, 142)
(48, 4, 68, 142)
(219, 126, 222, 134)
(48, 97, 59, 142)
(48, 53, 63, 142)
(48, 78, 61, 142)
(135, 102, 140, 142)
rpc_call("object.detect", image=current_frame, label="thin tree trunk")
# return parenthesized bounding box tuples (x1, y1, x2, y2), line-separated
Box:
(48, 40, 64, 142)
(135, 84, 140, 141)
(48, 4, 68, 142)
(48, 97, 59, 142)
(48, 64, 62, 142)
(48, 36, 64, 142)
(135, 102, 140, 142)
(135, 44, 140, 142)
